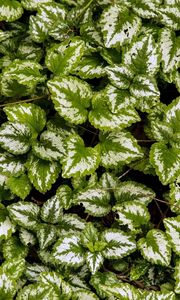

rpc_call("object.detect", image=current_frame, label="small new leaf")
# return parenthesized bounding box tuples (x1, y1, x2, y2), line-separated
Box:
(6, 174, 32, 200)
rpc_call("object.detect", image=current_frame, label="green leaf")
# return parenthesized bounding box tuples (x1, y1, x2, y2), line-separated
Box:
(0, 216, 15, 241)
(130, 259, 150, 281)
(0, 272, 17, 300)
(138, 229, 171, 266)
(61, 134, 100, 178)
(8, 201, 40, 230)
(89, 91, 140, 131)
(0, 257, 25, 280)
(0, 0, 23, 22)
(76, 186, 111, 217)
(150, 142, 180, 185)
(0, 152, 25, 176)
(174, 260, 180, 294)
(3, 236, 28, 260)
(159, 28, 180, 74)
(86, 252, 104, 274)
(102, 229, 136, 259)
(73, 53, 106, 79)
(0, 122, 32, 155)
(130, 75, 160, 111)
(123, 34, 160, 75)
(52, 233, 85, 268)
(81, 223, 99, 247)
(114, 181, 155, 205)
(41, 195, 63, 224)
(16, 283, 59, 300)
(164, 216, 180, 255)
(56, 185, 74, 210)
(113, 201, 150, 232)
(36, 224, 57, 250)
(21, 0, 53, 10)
(157, 4, 180, 30)
(26, 153, 61, 193)
(100, 4, 141, 48)
(6, 174, 32, 200)
(32, 130, 66, 162)
(99, 131, 143, 169)
(106, 65, 135, 89)
(45, 37, 85, 75)
(4, 103, 46, 137)
(47, 76, 92, 125)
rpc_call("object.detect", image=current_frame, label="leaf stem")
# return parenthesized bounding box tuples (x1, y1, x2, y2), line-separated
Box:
(0, 95, 48, 108)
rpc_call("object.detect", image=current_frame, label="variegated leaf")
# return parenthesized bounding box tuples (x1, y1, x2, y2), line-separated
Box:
(72, 290, 99, 300)
(0, 216, 15, 241)
(41, 195, 63, 224)
(94, 282, 141, 299)
(144, 290, 176, 300)
(8, 201, 40, 230)
(174, 260, 180, 294)
(138, 229, 171, 266)
(76, 186, 111, 217)
(52, 233, 85, 267)
(86, 252, 104, 275)
(164, 216, 180, 255)
(16, 283, 59, 300)
(100, 4, 141, 48)
(61, 134, 100, 178)
(0, 0, 23, 22)
(19, 228, 36, 246)
(17, 39, 43, 62)
(57, 213, 86, 234)
(29, 15, 48, 43)
(89, 91, 140, 131)
(56, 185, 74, 210)
(165, 96, 180, 134)
(150, 142, 180, 185)
(157, 4, 180, 30)
(113, 201, 150, 232)
(0, 152, 25, 176)
(169, 182, 180, 214)
(102, 229, 136, 259)
(32, 130, 66, 162)
(106, 65, 135, 89)
(26, 153, 61, 193)
(36, 224, 57, 250)
(0, 257, 25, 280)
(25, 264, 50, 283)
(0, 272, 17, 300)
(123, 34, 160, 75)
(3, 236, 28, 260)
(159, 28, 180, 74)
(6, 174, 32, 200)
(48, 76, 92, 125)
(130, 0, 159, 18)
(0, 122, 32, 155)
(21, 0, 53, 10)
(114, 181, 155, 205)
(81, 222, 99, 247)
(90, 271, 119, 299)
(4, 103, 46, 137)
(99, 172, 119, 189)
(45, 37, 85, 75)
(98, 131, 143, 169)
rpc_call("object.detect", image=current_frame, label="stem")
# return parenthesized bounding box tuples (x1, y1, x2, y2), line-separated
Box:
(0, 95, 48, 108)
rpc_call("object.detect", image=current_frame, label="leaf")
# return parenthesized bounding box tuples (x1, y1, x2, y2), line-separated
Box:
(16, 283, 60, 300)
(8, 201, 40, 230)
(144, 290, 176, 300)
(86, 252, 104, 274)
(73, 53, 106, 79)
(100, 4, 141, 48)
(130, 0, 159, 18)
(45, 37, 85, 75)
(72, 289, 99, 300)
(76, 186, 111, 217)
(89, 91, 140, 131)
(106, 65, 135, 89)
(114, 181, 155, 205)
(61, 134, 100, 178)
(81, 223, 99, 247)
(169, 182, 180, 214)
(150, 142, 180, 185)
(123, 34, 160, 75)
(174, 260, 180, 294)
(98, 131, 143, 169)
(138, 229, 171, 266)
(26, 153, 61, 193)
(130, 259, 150, 281)
(47, 76, 92, 125)
(90, 271, 119, 299)
(57, 213, 86, 234)
(56, 185, 74, 210)
(32, 130, 66, 162)
(159, 28, 180, 74)
(0, 122, 32, 155)
(0, 216, 15, 241)
(52, 233, 85, 268)
(36, 224, 57, 250)
(3, 236, 28, 260)
(1, 257, 25, 281)
(17, 39, 43, 62)
(98, 282, 141, 299)
(41, 195, 63, 224)
(0, 272, 17, 300)
(113, 201, 150, 232)
(21, 0, 53, 10)
(25, 264, 50, 282)
(102, 229, 136, 259)
(163, 216, 180, 255)
(4, 103, 46, 137)
(165, 97, 180, 134)
(0, 0, 23, 22)
(0, 152, 25, 176)
(130, 75, 160, 111)
(19, 228, 36, 246)
(6, 174, 32, 200)
(157, 4, 180, 30)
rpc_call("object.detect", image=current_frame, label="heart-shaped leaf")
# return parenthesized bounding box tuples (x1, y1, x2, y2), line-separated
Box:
(164, 216, 180, 255)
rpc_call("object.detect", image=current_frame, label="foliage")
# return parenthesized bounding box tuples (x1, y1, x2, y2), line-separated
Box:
(0, 0, 179, 299)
